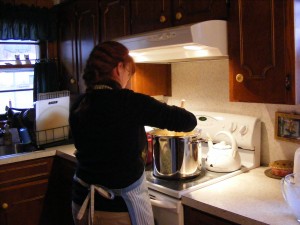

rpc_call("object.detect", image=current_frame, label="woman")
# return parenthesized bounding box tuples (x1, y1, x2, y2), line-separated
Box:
(69, 41, 197, 225)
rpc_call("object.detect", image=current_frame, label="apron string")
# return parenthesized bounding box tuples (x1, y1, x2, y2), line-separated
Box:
(74, 175, 115, 225)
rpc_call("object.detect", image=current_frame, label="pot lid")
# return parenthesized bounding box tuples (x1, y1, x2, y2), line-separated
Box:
(213, 141, 231, 150)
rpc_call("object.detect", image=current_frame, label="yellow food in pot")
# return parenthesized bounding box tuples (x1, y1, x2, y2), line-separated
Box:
(149, 129, 199, 137)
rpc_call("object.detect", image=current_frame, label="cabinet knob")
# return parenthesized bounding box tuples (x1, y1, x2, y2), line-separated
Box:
(175, 11, 183, 20)
(2, 203, 8, 209)
(236, 74, 244, 83)
(70, 78, 76, 84)
(160, 15, 167, 23)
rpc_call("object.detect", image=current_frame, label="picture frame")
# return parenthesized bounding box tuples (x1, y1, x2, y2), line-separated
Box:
(275, 112, 300, 143)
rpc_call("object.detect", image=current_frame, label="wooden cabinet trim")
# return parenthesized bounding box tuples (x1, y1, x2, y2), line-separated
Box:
(14, 194, 44, 206)
(0, 179, 48, 192)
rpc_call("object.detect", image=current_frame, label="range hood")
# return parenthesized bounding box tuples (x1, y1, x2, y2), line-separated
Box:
(115, 20, 228, 63)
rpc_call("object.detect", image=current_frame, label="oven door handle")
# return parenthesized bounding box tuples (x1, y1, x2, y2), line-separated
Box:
(150, 199, 177, 211)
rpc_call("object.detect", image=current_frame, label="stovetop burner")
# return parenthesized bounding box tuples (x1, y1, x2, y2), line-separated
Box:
(146, 167, 233, 192)
(145, 111, 261, 199)
(145, 164, 247, 198)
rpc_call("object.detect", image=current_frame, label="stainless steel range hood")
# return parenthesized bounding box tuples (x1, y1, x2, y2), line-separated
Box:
(115, 20, 228, 63)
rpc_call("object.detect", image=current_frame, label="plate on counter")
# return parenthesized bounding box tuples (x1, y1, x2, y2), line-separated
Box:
(35, 96, 69, 146)
(264, 168, 284, 179)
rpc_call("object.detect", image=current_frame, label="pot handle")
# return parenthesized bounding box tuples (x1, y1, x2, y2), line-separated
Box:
(281, 177, 287, 202)
(188, 139, 202, 168)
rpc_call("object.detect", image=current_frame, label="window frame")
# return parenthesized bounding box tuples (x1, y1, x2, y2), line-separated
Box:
(0, 40, 42, 113)
(0, 67, 35, 93)
(0, 40, 41, 67)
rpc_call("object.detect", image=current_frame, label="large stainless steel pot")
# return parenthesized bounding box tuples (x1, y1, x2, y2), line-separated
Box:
(150, 129, 202, 180)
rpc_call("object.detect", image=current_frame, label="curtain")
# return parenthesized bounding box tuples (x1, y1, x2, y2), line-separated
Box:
(0, 2, 57, 41)
(34, 59, 60, 101)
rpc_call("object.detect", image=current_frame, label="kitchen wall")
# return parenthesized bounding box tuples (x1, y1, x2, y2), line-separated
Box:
(166, 59, 300, 165)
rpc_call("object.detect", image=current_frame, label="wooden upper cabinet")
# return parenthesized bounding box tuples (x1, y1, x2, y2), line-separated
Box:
(57, 0, 99, 94)
(58, 3, 78, 94)
(131, 0, 228, 34)
(131, 0, 172, 34)
(75, 0, 99, 93)
(100, 0, 131, 41)
(172, 0, 229, 26)
(228, 0, 300, 104)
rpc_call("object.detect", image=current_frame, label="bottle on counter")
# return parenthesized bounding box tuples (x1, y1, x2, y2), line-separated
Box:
(3, 123, 12, 146)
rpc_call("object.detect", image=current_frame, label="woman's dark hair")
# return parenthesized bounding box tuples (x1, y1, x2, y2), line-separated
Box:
(83, 41, 135, 92)
(70, 41, 135, 126)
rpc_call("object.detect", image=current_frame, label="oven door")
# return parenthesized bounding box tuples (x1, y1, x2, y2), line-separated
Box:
(148, 189, 183, 225)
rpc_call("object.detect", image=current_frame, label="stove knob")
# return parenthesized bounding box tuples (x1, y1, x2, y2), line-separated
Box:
(229, 122, 237, 132)
(239, 125, 248, 135)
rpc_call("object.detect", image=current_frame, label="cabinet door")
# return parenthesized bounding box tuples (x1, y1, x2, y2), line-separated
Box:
(0, 180, 49, 225)
(184, 206, 239, 225)
(228, 0, 295, 104)
(57, 0, 99, 94)
(75, 0, 100, 93)
(131, 0, 172, 34)
(100, 0, 130, 41)
(58, 3, 79, 94)
(0, 157, 53, 225)
(41, 157, 76, 225)
(172, 0, 229, 26)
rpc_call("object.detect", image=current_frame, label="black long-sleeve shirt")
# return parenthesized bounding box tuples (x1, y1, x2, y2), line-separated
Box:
(69, 80, 197, 211)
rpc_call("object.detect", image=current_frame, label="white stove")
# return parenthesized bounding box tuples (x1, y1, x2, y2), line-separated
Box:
(146, 111, 261, 225)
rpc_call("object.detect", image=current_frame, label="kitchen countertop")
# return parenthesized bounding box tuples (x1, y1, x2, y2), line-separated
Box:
(0, 146, 298, 225)
(182, 167, 299, 225)
(0, 144, 76, 165)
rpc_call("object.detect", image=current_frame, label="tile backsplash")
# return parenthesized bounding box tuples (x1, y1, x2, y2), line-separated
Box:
(167, 59, 300, 165)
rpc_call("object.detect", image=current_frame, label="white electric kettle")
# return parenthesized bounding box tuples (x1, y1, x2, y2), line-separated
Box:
(205, 131, 241, 172)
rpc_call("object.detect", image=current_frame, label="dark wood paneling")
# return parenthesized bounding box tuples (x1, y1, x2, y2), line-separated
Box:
(184, 206, 239, 225)
(41, 156, 76, 225)
(100, 0, 130, 41)
(131, 64, 171, 96)
(76, 1, 100, 93)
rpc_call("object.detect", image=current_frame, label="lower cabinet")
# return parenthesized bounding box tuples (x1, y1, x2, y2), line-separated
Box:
(41, 156, 76, 225)
(0, 157, 54, 225)
(184, 205, 239, 225)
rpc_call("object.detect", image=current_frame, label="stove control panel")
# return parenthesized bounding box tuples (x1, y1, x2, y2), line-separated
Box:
(192, 111, 260, 150)
(192, 111, 261, 169)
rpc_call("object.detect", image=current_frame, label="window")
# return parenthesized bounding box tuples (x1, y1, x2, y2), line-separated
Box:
(0, 40, 40, 114)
